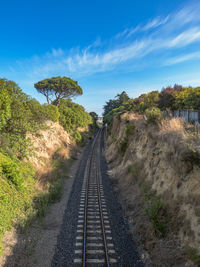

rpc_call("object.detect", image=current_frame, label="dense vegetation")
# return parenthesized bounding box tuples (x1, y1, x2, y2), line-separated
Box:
(0, 78, 92, 254)
(103, 85, 200, 125)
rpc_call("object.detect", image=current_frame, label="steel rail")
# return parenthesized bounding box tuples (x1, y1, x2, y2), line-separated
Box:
(82, 129, 101, 267)
(96, 127, 110, 266)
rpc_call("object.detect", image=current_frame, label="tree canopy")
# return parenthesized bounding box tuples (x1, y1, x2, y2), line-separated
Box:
(103, 91, 129, 116)
(34, 76, 83, 106)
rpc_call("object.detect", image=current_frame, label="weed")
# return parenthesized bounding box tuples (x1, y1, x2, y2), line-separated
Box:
(141, 183, 168, 237)
(186, 246, 200, 265)
(125, 116, 130, 123)
(118, 137, 128, 155)
(112, 137, 117, 143)
(145, 198, 167, 237)
(125, 125, 135, 136)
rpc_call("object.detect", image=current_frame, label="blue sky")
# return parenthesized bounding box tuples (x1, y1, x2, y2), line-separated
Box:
(1, 0, 200, 115)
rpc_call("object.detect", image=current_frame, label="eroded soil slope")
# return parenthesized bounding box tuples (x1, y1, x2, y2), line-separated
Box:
(105, 113, 200, 266)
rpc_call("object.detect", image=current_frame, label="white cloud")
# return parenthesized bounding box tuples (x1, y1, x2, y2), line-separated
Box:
(143, 16, 169, 31)
(164, 51, 200, 65)
(168, 27, 200, 47)
(10, 1, 200, 81)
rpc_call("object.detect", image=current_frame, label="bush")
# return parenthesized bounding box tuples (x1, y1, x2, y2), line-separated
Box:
(145, 108, 163, 123)
(58, 99, 92, 136)
(0, 153, 25, 190)
(42, 104, 60, 122)
(73, 130, 82, 143)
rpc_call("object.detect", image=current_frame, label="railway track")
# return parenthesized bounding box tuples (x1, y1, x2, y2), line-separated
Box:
(74, 128, 117, 266)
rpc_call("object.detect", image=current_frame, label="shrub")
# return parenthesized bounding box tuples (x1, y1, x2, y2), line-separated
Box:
(145, 108, 163, 123)
(0, 153, 25, 190)
(42, 104, 60, 122)
(73, 130, 82, 143)
(58, 99, 92, 135)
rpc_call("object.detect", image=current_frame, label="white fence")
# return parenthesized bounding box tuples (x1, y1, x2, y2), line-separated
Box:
(173, 110, 200, 124)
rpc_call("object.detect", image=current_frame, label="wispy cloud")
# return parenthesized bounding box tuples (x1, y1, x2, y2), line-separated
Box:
(11, 1, 200, 83)
(143, 16, 169, 31)
(164, 51, 200, 65)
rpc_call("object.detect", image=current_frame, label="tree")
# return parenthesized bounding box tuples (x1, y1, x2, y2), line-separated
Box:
(34, 76, 83, 106)
(116, 91, 129, 103)
(158, 84, 182, 110)
(103, 91, 130, 116)
(89, 112, 98, 122)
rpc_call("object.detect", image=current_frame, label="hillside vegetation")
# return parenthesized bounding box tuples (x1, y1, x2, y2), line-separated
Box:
(104, 88, 200, 265)
(103, 85, 200, 126)
(0, 78, 92, 254)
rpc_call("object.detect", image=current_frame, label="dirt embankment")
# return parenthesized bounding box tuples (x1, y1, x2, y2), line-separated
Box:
(105, 113, 200, 266)
(0, 121, 84, 267)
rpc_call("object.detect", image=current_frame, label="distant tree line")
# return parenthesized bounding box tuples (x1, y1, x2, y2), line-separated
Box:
(103, 85, 200, 124)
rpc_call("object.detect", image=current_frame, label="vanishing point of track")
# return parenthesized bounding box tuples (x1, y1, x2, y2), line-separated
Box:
(74, 128, 117, 266)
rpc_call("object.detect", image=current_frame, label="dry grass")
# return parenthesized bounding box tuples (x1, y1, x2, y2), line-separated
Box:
(159, 118, 185, 135)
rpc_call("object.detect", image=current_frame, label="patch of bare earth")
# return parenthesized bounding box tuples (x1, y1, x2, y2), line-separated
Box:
(0, 150, 82, 267)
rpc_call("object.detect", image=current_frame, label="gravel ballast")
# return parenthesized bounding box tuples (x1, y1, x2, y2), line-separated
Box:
(52, 130, 143, 266)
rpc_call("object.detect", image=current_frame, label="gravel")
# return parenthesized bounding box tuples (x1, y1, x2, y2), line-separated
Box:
(52, 130, 144, 266)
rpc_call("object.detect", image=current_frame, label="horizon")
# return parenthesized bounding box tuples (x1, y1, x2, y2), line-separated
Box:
(1, 0, 200, 115)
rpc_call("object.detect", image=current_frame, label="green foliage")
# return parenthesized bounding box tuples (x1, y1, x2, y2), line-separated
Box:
(58, 99, 92, 138)
(42, 104, 60, 122)
(0, 84, 11, 130)
(142, 184, 168, 237)
(186, 247, 200, 265)
(73, 130, 82, 143)
(0, 77, 92, 255)
(34, 76, 83, 105)
(118, 137, 128, 155)
(0, 79, 63, 159)
(158, 84, 182, 110)
(112, 137, 117, 143)
(103, 91, 129, 116)
(173, 87, 200, 110)
(125, 125, 135, 136)
(145, 198, 167, 237)
(0, 154, 36, 254)
(0, 78, 91, 157)
(0, 152, 35, 191)
(89, 112, 98, 132)
(145, 108, 163, 123)
(104, 85, 200, 122)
